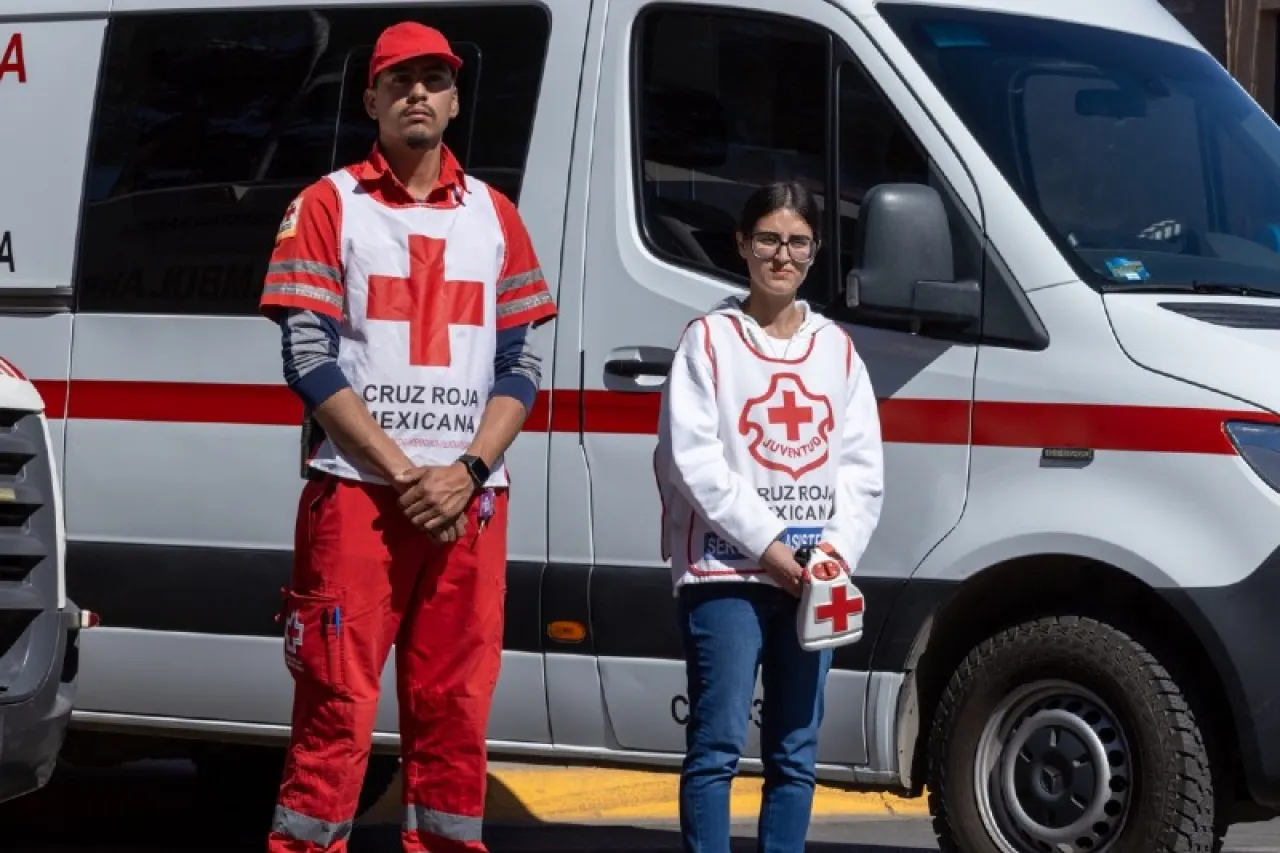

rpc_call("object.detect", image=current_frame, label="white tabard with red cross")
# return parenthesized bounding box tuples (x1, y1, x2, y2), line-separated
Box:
(661, 306, 856, 588)
(306, 168, 508, 486)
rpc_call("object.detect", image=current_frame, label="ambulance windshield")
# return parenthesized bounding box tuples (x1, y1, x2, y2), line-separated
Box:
(880, 4, 1280, 296)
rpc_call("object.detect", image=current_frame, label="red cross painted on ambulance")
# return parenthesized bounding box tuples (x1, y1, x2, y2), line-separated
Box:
(814, 585, 864, 633)
(367, 234, 484, 368)
(738, 373, 835, 480)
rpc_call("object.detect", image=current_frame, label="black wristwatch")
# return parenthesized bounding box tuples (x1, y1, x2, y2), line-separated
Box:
(457, 454, 490, 489)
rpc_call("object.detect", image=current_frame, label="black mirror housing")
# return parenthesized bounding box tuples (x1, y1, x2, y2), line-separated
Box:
(846, 183, 980, 326)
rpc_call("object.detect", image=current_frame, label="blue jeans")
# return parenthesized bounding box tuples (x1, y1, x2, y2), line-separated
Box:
(677, 581, 834, 853)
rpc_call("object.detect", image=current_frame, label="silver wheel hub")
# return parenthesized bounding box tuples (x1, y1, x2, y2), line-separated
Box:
(975, 680, 1133, 853)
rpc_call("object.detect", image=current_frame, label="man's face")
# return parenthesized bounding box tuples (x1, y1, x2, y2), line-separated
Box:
(364, 57, 458, 151)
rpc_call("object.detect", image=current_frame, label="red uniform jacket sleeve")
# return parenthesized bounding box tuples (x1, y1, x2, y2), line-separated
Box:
(260, 179, 346, 321)
(488, 187, 558, 331)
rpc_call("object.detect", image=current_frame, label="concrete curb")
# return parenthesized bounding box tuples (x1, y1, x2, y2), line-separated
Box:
(361, 766, 930, 825)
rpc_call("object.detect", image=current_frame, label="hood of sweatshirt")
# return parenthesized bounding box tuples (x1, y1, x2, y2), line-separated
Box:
(707, 295, 834, 352)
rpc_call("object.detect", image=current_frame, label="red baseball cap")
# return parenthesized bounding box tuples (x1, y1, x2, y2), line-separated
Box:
(368, 21, 462, 86)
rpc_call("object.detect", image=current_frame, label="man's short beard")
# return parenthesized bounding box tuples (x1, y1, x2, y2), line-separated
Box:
(404, 128, 435, 150)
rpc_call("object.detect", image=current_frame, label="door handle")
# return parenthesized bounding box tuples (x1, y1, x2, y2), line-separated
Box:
(605, 358, 669, 378)
(603, 346, 673, 379)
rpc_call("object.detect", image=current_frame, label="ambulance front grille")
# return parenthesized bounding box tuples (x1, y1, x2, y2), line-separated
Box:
(0, 429, 34, 477)
(0, 408, 58, 698)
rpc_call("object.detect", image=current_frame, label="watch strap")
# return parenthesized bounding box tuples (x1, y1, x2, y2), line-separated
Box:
(458, 454, 489, 487)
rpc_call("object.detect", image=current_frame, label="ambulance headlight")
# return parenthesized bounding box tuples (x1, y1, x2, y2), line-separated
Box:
(1225, 421, 1280, 493)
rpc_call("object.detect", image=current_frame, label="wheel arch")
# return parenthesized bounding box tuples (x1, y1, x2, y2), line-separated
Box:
(886, 554, 1240, 803)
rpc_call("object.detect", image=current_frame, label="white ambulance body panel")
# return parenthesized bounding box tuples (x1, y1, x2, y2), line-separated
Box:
(5, 0, 1280, 846)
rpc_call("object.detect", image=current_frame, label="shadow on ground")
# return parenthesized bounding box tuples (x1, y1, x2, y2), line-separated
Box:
(0, 757, 925, 853)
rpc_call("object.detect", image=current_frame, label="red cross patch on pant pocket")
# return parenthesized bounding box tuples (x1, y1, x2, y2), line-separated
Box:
(282, 588, 349, 699)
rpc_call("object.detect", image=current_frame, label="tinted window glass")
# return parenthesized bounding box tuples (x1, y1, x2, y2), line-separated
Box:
(76, 6, 550, 316)
(634, 8, 833, 301)
(881, 3, 1280, 294)
(836, 60, 928, 280)
(835, 60, 980, 292)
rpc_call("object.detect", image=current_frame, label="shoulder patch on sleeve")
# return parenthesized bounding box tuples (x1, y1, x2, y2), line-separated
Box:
(275, 195, 303, 245)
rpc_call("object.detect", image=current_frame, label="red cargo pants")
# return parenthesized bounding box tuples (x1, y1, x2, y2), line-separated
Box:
(268, 472, 507, 853)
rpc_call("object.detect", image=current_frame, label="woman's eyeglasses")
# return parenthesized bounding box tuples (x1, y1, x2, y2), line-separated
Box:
(750, 231, 817, 263)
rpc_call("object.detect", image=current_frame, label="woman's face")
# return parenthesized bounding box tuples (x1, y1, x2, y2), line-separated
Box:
(737, 207, 816, 300)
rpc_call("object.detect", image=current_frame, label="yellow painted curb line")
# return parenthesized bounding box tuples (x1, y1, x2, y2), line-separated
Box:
(482, 766, 931, 823)
(360, 765, 931, 826)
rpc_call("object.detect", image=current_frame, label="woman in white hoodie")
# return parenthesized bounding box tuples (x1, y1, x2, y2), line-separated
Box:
(654, 181, 885, 853)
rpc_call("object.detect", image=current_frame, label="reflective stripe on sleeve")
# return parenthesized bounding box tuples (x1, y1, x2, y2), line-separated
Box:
(496, 290, 553, 320)
(496, 267, 543, 296)
(404, 804, 484, 843)
(269, 259, 344, 283)
(271, 804, 353, 846)
(263, 282, 344, 310)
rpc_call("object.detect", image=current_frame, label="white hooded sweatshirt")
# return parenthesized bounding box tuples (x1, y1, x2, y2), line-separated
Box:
(654, 296, 884, 591)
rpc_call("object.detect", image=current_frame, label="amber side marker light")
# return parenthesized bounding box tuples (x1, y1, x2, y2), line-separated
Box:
(547, 620, 586, 643)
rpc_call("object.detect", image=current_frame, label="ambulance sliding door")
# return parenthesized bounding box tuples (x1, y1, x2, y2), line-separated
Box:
(575, 0, 981, 775)
(60, 1, 583, 749)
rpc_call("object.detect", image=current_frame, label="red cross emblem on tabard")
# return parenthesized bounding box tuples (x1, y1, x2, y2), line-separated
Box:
(366, 234, 484, 368)
(767, 390, 813, 442)
(814, 586, 864, 633)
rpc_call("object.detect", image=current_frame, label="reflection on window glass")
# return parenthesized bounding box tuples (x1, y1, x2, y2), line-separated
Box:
(881, 3, 1280, 292)
(834, 59, 981, 312)
(1021, 72, 1207, 241)
(835, 60, 931, 282)
(634, 8, 832, 300)
(77, 6, 550, 316)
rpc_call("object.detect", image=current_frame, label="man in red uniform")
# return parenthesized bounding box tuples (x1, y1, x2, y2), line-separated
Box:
(258, 20, 557, 853)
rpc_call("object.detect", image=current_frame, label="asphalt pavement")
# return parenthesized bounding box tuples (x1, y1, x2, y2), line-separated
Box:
(3, 757, 1279, 852)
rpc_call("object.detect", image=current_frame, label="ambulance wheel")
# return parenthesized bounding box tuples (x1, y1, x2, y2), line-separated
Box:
(927, 615, 1220, 853)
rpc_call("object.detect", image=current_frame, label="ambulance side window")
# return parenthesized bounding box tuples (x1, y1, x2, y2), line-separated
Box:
(74, 6, 551, 317)
(633, 7, 835, 304)
(834, 58, 981, 291)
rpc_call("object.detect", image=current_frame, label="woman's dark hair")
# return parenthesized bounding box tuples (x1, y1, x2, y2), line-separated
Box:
(736, 181, 822, 239)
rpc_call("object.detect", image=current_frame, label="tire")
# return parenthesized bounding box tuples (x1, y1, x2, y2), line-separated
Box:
(927, 615, 1219, 853)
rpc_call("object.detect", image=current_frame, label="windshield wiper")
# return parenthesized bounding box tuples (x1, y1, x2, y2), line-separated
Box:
(1104, 282, 1280, 298)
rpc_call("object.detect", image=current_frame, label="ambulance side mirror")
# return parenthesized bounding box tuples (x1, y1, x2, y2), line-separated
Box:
(845, 183, 980, 326)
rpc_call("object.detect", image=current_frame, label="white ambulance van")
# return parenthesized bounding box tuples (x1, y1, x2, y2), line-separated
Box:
(3, 0, 1280, 848)
(0, 356, 90, 804)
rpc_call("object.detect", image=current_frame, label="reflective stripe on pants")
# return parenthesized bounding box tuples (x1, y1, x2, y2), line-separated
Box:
(272, 805, 353, 848)
(405, 804, 485, 844)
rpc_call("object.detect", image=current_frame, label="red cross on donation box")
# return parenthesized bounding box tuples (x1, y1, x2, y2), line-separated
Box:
(367, 234, 484, 368)
(814, 585, 864, 633)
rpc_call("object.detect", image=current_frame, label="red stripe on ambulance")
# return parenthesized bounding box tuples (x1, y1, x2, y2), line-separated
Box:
(21, 380, 1280, 452)
(971, 400, 1264, 455)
